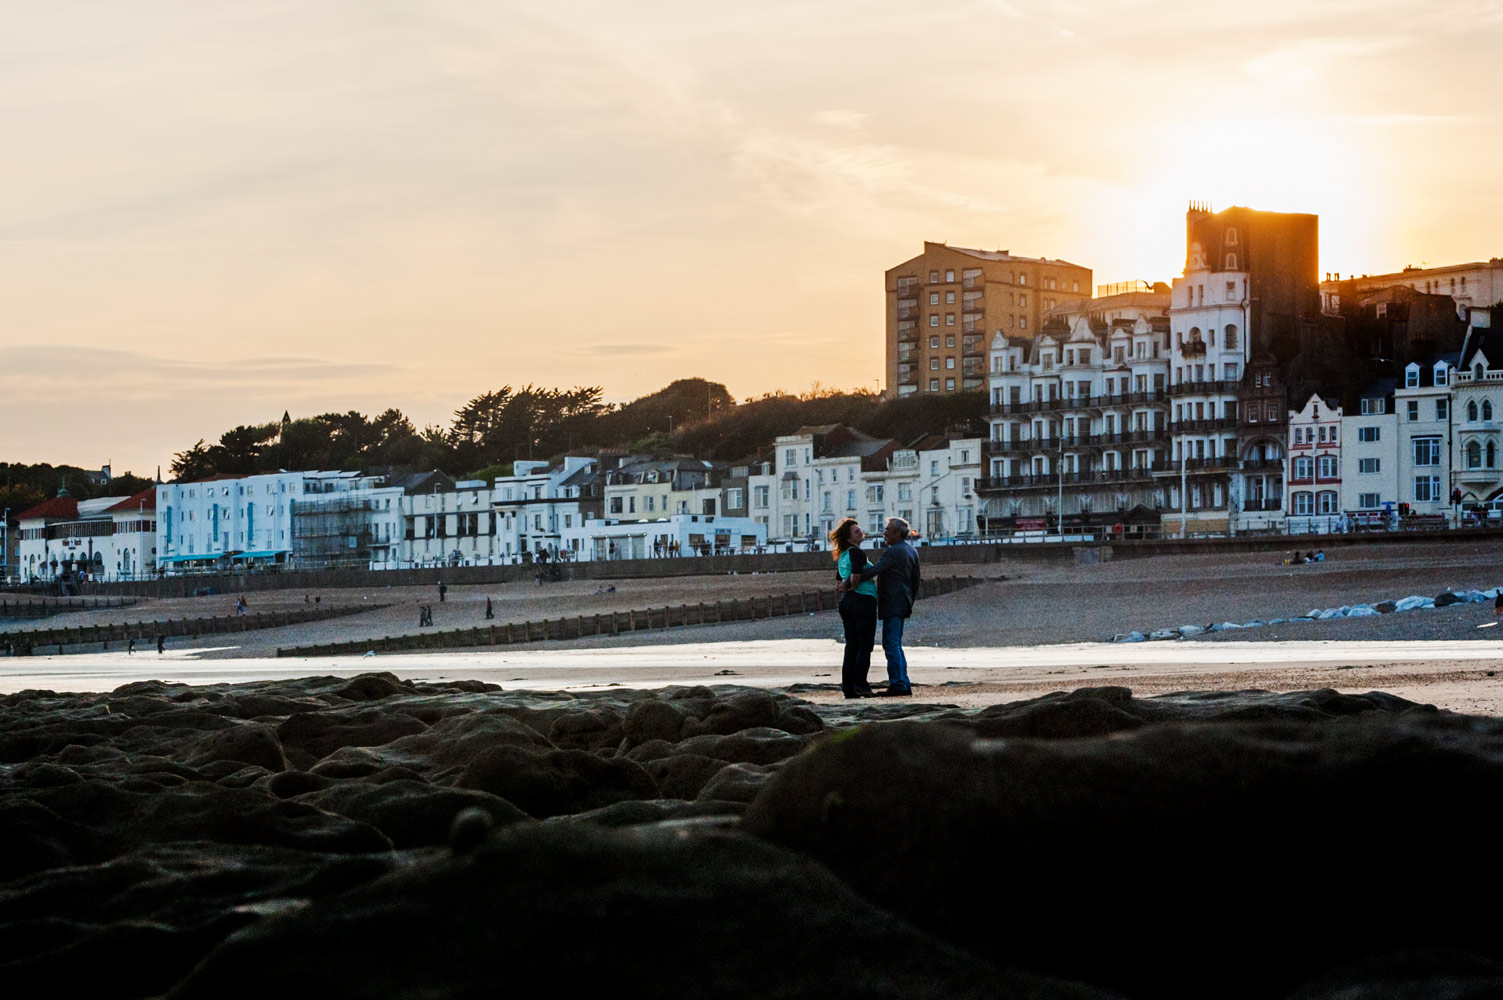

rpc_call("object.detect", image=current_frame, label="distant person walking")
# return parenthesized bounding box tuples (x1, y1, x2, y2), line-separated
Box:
(485, 597, 494, 619)
(156, 634, 165, 654)
(845, 517, 921, 696)
(829, 517, 877, 699)
(438, 581, 447, 603)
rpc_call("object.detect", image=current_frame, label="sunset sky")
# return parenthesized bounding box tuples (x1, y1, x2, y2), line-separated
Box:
(4, 0, 1501, 478)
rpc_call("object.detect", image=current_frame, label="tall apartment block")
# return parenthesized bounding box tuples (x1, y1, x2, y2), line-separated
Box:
(886, 242, 1092, 397)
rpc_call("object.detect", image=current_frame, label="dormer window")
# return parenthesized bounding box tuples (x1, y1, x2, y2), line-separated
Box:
(1405, 364, 1420, 388)
(1476, 364, 1486, 380)
(1435, 363, 1449, 385)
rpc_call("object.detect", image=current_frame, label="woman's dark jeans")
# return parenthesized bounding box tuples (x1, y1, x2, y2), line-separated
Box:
(838, 592, 877, 695)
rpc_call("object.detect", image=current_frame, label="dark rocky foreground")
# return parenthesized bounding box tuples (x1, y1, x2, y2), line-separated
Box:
(3, 675, 1503, 999)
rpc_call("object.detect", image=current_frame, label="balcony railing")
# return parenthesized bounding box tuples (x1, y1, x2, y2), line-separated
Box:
(1170, 417, 1239, 433)
(1158, 457, 1237, 473)
(976, 467, 1161, 491)
(963, 276, 985, 289)
(1168, 379, 1241, 397)
(989, 390, 1168, 415)
(1180, 340, 1207, 357)
(1241, 458, 1284, 471)
(1242, 499, 1285, 512)
(897, 307, 919, 321)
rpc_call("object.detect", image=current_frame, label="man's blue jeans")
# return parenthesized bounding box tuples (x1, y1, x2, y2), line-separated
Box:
(881, 616, 910, 691)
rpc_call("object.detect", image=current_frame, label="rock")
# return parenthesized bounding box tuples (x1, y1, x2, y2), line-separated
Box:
(330, 672, 415, 701)
(743, 710, 1503, 1000)
(1434, 592, 1464, 607)
(293, 779, 532, 849)
(167, 824, 1103, 1000)
(621, 699, 688, 745)
(972, 688, 1144, 739)
(673, 728, 813, 766)
(455, 745, 658, 818)
(696, 761, 780, 803)
(189, 724, 289, 774)
(1375, 602, 1398, 613)
(276, 710, 428, 767)
(642, 753, 729, 800)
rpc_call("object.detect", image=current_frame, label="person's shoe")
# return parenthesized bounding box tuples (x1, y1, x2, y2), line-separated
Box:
(843, 689, 875, 699)
(878, 686, 912, 697)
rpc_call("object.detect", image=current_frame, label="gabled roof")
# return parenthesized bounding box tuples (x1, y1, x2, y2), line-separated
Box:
(103, 489, 156, 513)
(17, 495, 79, 521)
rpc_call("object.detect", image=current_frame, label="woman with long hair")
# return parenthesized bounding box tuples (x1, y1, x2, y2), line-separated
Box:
(829, 517, 877, 698)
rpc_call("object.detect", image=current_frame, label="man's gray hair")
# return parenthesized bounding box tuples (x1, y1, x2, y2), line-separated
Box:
(885, 516, 910, 534)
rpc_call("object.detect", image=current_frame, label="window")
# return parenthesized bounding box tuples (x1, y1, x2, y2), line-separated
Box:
(929, 379, 939, 391)
(785, 448, 797, 466)
(945, 357, 955, 370)
(1437, 399, 1448, 420)
(945, 270, 955, 282)
(1405, 366, 1419, 388)
(1487, 400, 1496, 421)
(753, 485, 769, 508)
(929, 315, 939, 327)
(946, 378, 956, 391)
(945, 291, 955, 304)
(846, 489, 855, 510)
(1019, 294, 1028, 308)
(946, 314, 955, 326)
(1318, 456, 1338, 479)
(946, 334, 955, 347)
(1018, 273, 1027, 286)
(1225, 253, 1237, 269)
(1361, 398, 1385, 415)
(1469, 400, 1479, 421)
(1413, 437, 1442, 466)
(1359, 458, 1380, 474)
(1293, 492, 1314, 515)
(930, 358, 940, 370)
(1359, 492, 1381, 508)
(1318, 491, 1338, 515)
(1407, 400, 1419, 421)
(1357, 426, 1379, 443)
(1414, 476, 1441, 503)
(929, 270, 939, 282)
(929, 292, 939, 305)
(1225, 228, 1238, 245)
(1467, 441, 1482, 468)
(1293, 457, 1314, 480)
(1019, 316, 1027, 330)
(929, 335, 940, 348)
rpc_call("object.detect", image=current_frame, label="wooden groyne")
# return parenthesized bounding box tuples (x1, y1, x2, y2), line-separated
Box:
(275, 576, 989, 658)
(2, 603, 390, 654)
(0, 596, 140, 619)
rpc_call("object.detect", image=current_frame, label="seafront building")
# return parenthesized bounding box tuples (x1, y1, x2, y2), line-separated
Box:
(15, 488, 157, 585)
(885, 243, 1093, 398)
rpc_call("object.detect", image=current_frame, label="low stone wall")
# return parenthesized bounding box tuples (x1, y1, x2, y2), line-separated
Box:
(276, 575, 988, 658)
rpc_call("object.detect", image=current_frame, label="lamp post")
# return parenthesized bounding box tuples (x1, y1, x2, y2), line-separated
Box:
(1179, 433, 1189, 539)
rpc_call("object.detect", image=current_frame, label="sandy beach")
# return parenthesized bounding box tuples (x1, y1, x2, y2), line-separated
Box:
(7, 537, 1503, 712)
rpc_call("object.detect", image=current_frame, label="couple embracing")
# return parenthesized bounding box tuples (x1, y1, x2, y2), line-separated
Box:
(830, 516, 922, 699)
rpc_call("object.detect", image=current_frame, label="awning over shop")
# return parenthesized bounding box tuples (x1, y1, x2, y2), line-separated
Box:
(233, 550, 288, 559)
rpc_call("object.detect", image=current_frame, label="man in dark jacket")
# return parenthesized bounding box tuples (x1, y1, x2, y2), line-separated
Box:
(845, 517, 921, 695)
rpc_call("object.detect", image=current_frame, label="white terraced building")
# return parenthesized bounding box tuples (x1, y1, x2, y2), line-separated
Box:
(156, 471, 402, 573)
